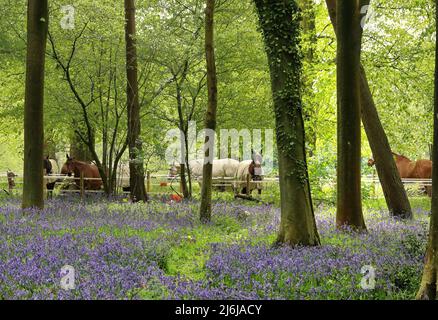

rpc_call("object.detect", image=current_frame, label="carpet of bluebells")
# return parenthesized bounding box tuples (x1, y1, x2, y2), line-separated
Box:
(0, 195, 430, 300)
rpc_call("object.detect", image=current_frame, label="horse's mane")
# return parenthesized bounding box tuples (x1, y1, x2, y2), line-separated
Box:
(392, 152, 411, 162)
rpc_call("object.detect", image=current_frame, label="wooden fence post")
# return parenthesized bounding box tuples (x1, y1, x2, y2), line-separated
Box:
(246, 174, 251, 196)
(146, 171, 151, 193)
(7, 171, 15, 196)
(80, 171, 85, 200)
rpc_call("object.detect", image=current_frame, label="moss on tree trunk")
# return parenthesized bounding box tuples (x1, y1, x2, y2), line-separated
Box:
(254, 0, 320, 246)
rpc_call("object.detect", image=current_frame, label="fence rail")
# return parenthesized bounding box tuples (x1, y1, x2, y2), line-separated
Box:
(1, 172, 432, 198)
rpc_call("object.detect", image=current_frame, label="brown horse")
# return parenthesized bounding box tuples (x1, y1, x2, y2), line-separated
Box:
(368, 152, 432, 195)
(62, 155, 103, 190)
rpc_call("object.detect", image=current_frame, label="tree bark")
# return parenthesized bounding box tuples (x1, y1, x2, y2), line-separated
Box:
(22, 0, 48, 209)
(416, 0, 438, 300)
(299, 0, 317, 157)
(176, 69, 192, 199)
(70, 129, 94, 162)
(360, 66, 412, 218)
(335, 0, 366, 230)
(254, 0, 320, 246)
(326, 0, 412, 219)
(124, 0, 147, 202)
(199, 0, 217, 223)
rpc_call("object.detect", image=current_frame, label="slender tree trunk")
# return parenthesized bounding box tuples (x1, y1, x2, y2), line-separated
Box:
(254, 0, 320, 246)
(124, 0, 147, 202)
(199, 0, 217, 223)
(326, 0, 412, 219)
(335, 0, 365, 230)
(185, 133, 193, 198)
(360, 67, 412, 218)
(299, 0, 318, 157)
(22, 0, 48, 209)
(179, 129, 190, 198)
(176, 81, 190, 199)
(416, 0, 438, 300)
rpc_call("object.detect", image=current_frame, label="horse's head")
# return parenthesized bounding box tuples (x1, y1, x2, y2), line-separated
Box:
(43, 156, 53, 175)
(63, 154, 75, 177)
(249, 149, 263, 181)
(392, 152, 411, 163)
(169, 162, 180, 176)
(367, 158, 375, 167)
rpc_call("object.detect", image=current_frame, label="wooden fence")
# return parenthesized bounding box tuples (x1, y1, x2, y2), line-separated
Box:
(0, 172, 432, 199)
(0, 171, 279, 198)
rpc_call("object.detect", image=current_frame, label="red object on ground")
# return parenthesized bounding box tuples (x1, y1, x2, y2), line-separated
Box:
(170, 194, 183, 202)
(160, 182, 168, 187)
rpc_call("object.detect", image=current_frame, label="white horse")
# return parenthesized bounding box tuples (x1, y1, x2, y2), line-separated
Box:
(116, 162, 131, 192)
(234, 150, 264, 195)
(43, 156, 60, 198)
(170, 158, 240, 191)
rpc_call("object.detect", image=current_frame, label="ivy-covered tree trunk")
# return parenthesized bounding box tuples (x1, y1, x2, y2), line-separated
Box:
(200, 0, 217, 223)
(335, 0, 366, 230)
(22, 0, 48, 209)
(124, 0, 147, 202)
(326, 0, 412, 219)
(254, 0, 320, 246)
(416, 0, 438, 300)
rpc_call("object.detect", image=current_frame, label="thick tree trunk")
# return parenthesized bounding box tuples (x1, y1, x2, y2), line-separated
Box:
(254, 0, 320, 246)
(326, 0, 412, 219)
(199, 0, 217, 223)
(335, 0, 365, 230)
(22, 0, 48, 209)
(416, 0, 438, 300)
(124, 0, 147, 202)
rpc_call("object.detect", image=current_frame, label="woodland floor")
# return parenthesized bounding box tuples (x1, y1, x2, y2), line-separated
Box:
(0, 194, 431, 300)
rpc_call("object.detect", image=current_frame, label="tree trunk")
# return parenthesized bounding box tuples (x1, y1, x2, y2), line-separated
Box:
(70, 129, 94, 162)
(22, 0, 48, 210)
(360, 66, 412, 219)
(254, 0, 320, 246)
(326, 0, 412, 219)
(176, 78, 191, 199)
(416, 0, 438, 300)
(299, 0, 318, 157)
(199, 0, 217, 223)
(124, 0, 147, 202)
(335, 0, 366, 230)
